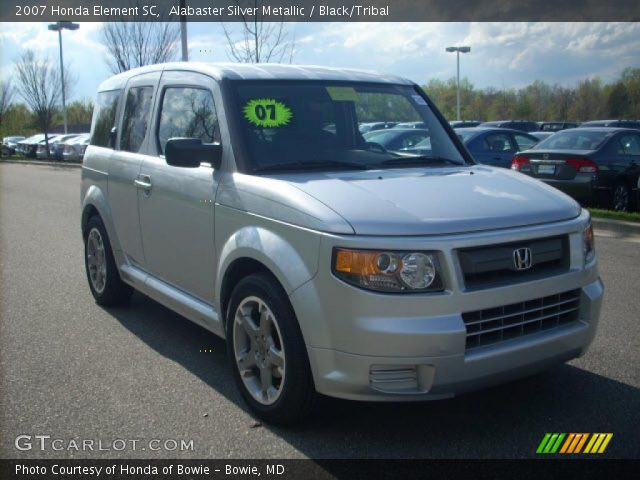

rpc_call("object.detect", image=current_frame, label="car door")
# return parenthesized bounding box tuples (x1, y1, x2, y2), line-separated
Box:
(109, 72, 160, 266)
(613, 132, 640, 187)
(472, 132, 515, 168)
(136, 70, 221, 303)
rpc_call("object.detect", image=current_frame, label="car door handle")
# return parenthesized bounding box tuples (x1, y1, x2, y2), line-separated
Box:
(134, 175, 152, 190)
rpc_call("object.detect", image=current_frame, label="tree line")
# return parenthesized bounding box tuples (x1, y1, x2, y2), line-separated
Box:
(423, 68, 640, 122)
(1, 14, 637, 143)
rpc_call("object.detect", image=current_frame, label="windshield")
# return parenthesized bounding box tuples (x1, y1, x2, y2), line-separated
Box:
(533, 130, 610, 150)
(230, 81, 466, 172)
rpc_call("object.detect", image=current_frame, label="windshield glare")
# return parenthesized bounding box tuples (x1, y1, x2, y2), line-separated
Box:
(231, 81, 466, 172)
(533, 130, 610, 151)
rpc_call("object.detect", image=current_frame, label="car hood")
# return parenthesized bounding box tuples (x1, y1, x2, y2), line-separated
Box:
(275, 165, 581, 235)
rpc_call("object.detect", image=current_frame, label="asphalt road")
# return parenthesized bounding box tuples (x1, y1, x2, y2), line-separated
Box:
(1, 163, 639, 459)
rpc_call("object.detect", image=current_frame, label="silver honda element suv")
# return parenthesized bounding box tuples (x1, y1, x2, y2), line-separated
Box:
(81, 63, 603, 424)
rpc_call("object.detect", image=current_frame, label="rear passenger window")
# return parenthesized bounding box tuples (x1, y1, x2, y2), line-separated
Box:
(157, 87, 219, 154)
(618, 135, 640, 155)
(120, 86, 154, 153)
(90, 89, 121, 148)
(514, 134, 537, 151)
(483, 133, 513, 152)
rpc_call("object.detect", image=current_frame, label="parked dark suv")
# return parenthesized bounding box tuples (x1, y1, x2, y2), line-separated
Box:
(512, 127, 640, 211)
(578, 120, 640, 130)
(479, 120, 539, 132)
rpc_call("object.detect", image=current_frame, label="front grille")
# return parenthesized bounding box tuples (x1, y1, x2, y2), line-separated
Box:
(458, 235, 570, 290)
(462, 289, 581, 350)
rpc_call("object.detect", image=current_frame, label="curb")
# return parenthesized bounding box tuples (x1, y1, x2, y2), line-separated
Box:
(0, 159, 82, 168)
(592, 217, 640, 237)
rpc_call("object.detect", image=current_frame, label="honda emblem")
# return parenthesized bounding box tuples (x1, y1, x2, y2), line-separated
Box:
(513, 247, 533, 271)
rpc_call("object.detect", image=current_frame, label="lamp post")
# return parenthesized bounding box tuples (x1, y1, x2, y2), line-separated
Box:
(48, 21, 79, 134)
(180, 0, 188, 61)
(445, 46, 471, 121)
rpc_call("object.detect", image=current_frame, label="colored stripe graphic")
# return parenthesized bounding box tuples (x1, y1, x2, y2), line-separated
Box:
(538, 433, 613, 454)
(597, 434, 613, 453)
(584, 433, 614, 454)
(536, 433, 552, 453)
(559, 433, 575, 453)
(574, 434, 589, 453)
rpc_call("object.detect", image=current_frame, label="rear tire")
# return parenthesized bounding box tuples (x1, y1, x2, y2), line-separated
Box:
(226, 273, 315, 425)
(612, 183, 631, 212)
(84, 215, 132, 306)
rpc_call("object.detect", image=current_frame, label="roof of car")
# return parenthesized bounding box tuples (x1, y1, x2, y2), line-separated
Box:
(455, 127, 535, 135)
(98, 62, 413, 91)
(559, 127, 634, 132)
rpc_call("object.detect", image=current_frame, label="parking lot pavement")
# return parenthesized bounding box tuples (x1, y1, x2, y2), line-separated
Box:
(1, 163, 639, 459)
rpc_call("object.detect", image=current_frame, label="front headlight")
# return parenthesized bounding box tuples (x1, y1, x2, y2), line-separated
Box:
(583, 221, 595, 264)
(332, 248, 444, 293)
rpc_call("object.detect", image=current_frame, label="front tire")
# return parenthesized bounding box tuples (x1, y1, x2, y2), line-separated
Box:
(84, 215, 132, 306)
(226, 273, 315, 425)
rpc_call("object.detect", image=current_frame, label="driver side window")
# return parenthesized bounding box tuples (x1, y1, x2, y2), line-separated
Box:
(157, 87, 220, 155)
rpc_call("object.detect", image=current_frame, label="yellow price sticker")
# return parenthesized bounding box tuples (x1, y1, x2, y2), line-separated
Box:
(243, 98, 293, 127)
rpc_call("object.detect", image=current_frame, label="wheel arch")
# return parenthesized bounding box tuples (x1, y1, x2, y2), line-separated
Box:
(216, 226, 320, 335)
(81, 185, 125, 266)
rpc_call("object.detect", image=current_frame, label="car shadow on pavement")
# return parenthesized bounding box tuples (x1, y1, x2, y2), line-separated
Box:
(106, 291, 640, 459)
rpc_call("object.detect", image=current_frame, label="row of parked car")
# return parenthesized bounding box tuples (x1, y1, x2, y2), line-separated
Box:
(360, 120, 640, 212)
(2, 133, 90, 162)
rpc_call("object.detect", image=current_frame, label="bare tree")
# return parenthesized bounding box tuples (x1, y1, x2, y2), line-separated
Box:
(0, 79, 15, 132)
(15, 51, 63, 158)
(223, 0, 295, 63)
(101, 7, 180, 74)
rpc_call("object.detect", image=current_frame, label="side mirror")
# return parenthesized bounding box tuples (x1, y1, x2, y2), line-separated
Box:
(165, 138, 222, 169)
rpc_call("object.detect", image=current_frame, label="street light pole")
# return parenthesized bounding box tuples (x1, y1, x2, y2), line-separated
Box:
(445, 46, 471, 121)
(48, 21, 79, 134)
(180, 0, 188, 61)
(456, 50, 460, 121)
(57, 28, 67, 134)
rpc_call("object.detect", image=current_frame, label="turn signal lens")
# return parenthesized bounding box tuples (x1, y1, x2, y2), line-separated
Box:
(333, 248, 443, 293)
(583, 222, 596, 264)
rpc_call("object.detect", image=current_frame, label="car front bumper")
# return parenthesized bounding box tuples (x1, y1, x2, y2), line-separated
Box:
(290, 211, 603, 401)
(304, 278, 602, 401)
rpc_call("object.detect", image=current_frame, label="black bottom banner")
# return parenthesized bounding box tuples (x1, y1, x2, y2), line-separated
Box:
(2, 459, 639, 480)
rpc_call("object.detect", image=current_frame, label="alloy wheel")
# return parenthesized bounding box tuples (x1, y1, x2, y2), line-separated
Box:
(86, 228, 107, 294)
(613, 185, 629, 212)
(233, 296, 286, 405)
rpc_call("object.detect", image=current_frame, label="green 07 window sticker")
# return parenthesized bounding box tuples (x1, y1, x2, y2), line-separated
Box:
(243, 98, 293, 127)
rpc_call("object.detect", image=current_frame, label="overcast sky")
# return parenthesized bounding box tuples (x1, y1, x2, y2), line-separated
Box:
(1, 22, 638, 103)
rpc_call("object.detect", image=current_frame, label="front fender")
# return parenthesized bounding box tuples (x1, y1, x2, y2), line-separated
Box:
(216, 223, 321, 303)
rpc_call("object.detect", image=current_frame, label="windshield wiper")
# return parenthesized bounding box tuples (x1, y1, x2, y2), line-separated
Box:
(380, 155, 464, 167)
(255, 160, 370, 173)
